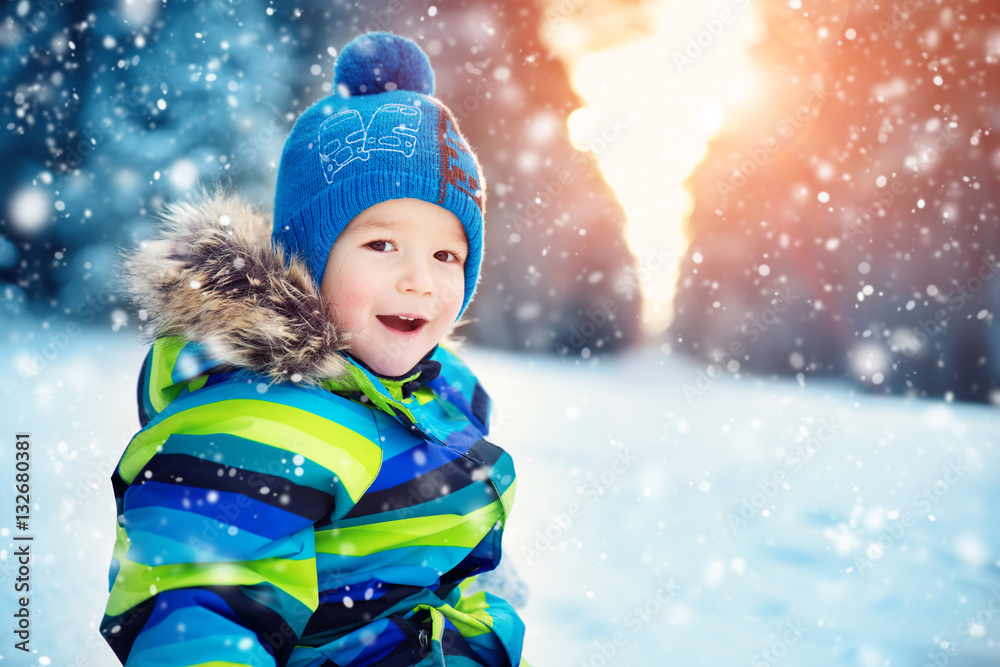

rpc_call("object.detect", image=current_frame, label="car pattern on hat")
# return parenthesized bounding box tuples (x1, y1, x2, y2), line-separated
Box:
(318, 103, 423, 182)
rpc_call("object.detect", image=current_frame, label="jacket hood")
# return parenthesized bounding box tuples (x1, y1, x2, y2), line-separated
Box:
(122, 187, 352, 386)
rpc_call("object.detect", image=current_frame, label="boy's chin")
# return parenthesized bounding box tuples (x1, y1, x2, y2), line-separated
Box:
(351, 347, 431, 378)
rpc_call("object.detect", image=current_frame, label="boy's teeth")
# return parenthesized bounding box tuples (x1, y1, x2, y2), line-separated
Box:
(377, 314, 424, 332)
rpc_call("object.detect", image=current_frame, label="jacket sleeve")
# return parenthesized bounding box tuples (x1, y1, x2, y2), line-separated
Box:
(101, 388, 381, 667)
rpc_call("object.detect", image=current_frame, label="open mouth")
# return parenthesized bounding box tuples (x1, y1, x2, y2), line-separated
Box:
(376, 314, 427, 333)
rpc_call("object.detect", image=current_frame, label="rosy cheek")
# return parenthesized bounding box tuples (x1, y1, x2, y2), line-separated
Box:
(442, 278, 465, 317)
(327, 280, 373, 329)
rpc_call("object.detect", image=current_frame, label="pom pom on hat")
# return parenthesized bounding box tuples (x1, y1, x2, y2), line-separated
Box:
(334, 32, 434, 96)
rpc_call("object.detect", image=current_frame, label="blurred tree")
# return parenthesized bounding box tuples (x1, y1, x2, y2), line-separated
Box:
(2, 0, 293, 332)
(670, 0, 1000, 402)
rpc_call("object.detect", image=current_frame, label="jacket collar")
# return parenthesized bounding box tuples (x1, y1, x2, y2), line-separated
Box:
(342, 348, 443, 401)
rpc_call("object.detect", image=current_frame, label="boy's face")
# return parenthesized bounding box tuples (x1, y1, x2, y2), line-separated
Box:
(321, 198, 467, 378)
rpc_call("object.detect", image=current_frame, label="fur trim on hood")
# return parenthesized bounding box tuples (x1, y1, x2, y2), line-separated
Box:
(121, 187, 352, 386)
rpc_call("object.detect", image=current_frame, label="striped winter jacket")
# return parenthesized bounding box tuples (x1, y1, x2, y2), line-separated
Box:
(100, 192, 526, 667)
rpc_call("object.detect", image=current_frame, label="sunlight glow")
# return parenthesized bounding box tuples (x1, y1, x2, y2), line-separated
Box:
(544, 0, 765, 335)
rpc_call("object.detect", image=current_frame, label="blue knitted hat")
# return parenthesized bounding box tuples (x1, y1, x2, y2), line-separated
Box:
(273, 32, 485, 318)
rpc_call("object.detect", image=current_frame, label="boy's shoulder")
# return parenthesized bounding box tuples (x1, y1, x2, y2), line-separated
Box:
(136, 336, 379, 433)
(433, 343, 484, 388)
(426, 344, 492, 434)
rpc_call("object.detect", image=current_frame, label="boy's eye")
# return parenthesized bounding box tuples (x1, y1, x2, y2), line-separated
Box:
(367, 240, 396, 252)
(435, 250, 462, 264)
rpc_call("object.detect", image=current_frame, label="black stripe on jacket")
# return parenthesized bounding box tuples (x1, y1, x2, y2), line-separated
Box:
(135, 452, 335, 522)
(343, 456, 481, 519)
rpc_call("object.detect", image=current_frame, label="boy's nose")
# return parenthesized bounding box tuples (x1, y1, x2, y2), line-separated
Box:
(398, 257, 435, 295)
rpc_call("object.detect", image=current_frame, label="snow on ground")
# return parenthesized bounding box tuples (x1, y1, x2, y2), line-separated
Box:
(3, 329, 999, 666)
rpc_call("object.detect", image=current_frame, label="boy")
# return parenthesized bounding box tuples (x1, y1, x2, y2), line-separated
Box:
(101, 32, 526, 667)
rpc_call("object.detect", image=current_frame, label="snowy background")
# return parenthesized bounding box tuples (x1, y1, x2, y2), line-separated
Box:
(4, 0, 1000, 665)
(3, 334, 1000, 666)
